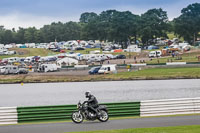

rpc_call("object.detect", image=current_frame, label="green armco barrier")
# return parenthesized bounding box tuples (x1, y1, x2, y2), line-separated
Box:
(147, 63, 166, 65)
(61, 66, 75, 68)
(186, 62, 200, 64)
(17, 102, 140, 123)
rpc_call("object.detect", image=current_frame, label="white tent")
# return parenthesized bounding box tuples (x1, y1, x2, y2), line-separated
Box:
(125, 45, 141, 52)
(0, 44, 4, 49)
(57, 57, 78, 66)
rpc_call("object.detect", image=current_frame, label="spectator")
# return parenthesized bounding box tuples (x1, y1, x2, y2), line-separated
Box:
(172, 52, 175, 58)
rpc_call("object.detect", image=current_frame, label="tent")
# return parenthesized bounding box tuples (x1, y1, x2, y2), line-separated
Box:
(57, 57, 78, 66)
(114, 49, 123, 52)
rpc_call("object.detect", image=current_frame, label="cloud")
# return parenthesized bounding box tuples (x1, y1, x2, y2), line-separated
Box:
(0, 12, 79, 30)
(0, 0, 199, 29)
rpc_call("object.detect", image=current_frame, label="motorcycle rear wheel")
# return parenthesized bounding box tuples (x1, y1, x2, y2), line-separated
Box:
(98, 110, 109, 122)
(71, 111, 84, 124)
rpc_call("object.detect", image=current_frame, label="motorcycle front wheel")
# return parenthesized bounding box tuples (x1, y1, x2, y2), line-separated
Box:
(71, 111, 84, 124)
(98, 110, 109, 122)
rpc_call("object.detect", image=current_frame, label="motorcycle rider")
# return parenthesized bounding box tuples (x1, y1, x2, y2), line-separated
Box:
(85, 91, 100, 117)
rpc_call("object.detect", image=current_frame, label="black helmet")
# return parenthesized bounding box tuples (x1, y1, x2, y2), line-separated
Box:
(85, 91, 91, 98)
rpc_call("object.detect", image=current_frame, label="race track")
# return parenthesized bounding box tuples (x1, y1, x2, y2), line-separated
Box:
(1, 79, 200, 106)
(1, 115, 200, 133)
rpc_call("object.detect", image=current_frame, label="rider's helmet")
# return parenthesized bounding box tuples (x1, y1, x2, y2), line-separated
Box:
(85, 91, 91, 98)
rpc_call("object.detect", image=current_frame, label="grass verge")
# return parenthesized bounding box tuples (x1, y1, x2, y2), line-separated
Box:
(68, 125, 200, 133)
(0, 67, 200, 84)
(0, 48, 57, 59)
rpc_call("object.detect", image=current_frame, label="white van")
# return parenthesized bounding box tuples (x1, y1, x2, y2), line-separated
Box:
(149, 50, 162, 58)
(98, 64, 117, 74)
(38, 64, 58, 72)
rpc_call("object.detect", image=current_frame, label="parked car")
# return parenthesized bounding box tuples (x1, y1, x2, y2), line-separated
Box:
(116, 55, 126, 59)
(76, 47, 85, 50)
(18, 68, 29, 74)
(51, 48, 61, 52)
(88, 66, 101, 75)
(0, 66, 6, 74)
(48, 57, 57, 62)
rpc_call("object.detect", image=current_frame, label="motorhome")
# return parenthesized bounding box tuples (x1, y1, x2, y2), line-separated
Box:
(3, 65, 19, 74)
(7, 57, 20, 63)
(98, 64, 117, 74)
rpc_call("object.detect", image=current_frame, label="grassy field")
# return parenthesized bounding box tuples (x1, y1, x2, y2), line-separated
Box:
(0, 67, 200, 83)
(106, 67, 200, 80)
(0, 48, 57, 59)
(147, 51, 200, 64)
(68, 125, 200, 133)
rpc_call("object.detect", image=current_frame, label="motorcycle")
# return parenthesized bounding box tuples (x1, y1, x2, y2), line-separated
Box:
(71, 101, 109, 123)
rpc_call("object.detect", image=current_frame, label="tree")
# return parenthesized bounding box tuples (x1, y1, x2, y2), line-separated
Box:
(64, 21, 81, 40)
(0, 26, 5, 43)
(15, 27, 26, 44)
(108, 11, 140, 46)
(80, 18, 99, 40)
(139, 8, 169, 45)
(3, 30, 13, 44)
(174, 3, 200, 44)
(80, 12, 98, 23)
(24, 27, 37, 43)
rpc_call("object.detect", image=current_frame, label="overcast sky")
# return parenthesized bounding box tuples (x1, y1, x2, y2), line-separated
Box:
(0, 0, 199, 30)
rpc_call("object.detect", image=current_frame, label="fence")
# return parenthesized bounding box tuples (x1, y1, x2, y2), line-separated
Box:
(140, 97, 200, 117)
(17, 102, 140, 123)
(0, 107, 18, 125)
(1, 97, 200, 125)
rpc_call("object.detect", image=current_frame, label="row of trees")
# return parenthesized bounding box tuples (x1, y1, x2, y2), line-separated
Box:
(0, 22, 81, 44)
(0, 3, 199, 46)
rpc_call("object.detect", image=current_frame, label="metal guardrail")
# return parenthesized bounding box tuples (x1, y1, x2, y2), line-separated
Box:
(17, 102, 140, 123)
(0, 107, 18, 125)
(1, 97, 200, 125)
(140, 97, 200, 117)
(60, 62, 200, 69)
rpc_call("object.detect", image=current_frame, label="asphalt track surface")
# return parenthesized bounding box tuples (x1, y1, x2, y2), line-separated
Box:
(1, 115, 200, 133)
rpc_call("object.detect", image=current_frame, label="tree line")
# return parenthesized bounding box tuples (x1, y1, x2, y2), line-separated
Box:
(0, 3, 199, 47)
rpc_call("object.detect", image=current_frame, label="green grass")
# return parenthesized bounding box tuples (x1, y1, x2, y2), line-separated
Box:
(0, 48, 58, 59)
(0, 67, 200, 84)
(107, 67, 200, 80)
(147, 52, 200, 64)
(71, 48, 101, 54)
(167, 32, 184, 41)
(68, 125, 200, 133)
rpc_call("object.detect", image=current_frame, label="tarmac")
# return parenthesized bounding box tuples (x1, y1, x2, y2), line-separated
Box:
(1, 115, 200, 133)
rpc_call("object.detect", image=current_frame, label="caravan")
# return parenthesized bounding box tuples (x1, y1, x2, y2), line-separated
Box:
(38, 64, 58, 72)
(98, 64, 117, 74)
(2, 65, 28, 74)
(149, 50, 162, 58)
